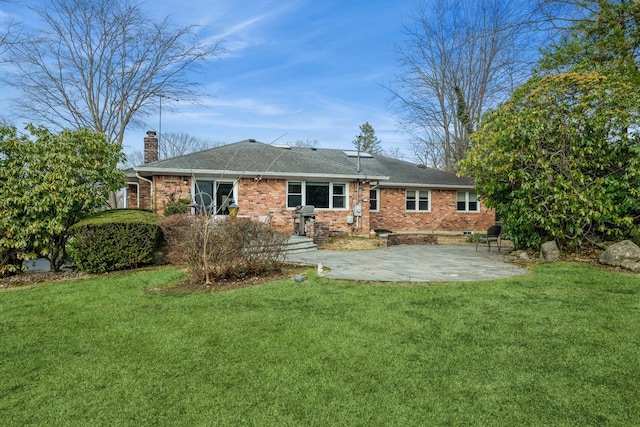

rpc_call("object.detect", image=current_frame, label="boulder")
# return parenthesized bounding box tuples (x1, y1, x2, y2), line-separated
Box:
(540, 241, 560, 263)
(620, 260, 640, 273)
(599, 240, 640, 267)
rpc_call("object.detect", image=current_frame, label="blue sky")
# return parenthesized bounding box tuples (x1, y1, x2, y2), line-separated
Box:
(144, 0, 416, 156)
(1, 0, 418, 158)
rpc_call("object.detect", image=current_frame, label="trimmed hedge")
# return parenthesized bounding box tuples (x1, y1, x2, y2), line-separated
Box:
(68, 209, 161, 273)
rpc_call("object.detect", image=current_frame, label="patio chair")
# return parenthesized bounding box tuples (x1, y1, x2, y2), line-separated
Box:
(476, 225, 502, 252)
(258, 214, 272, 226)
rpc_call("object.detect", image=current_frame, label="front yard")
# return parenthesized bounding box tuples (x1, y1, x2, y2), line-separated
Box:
(1, 263, 639, 425)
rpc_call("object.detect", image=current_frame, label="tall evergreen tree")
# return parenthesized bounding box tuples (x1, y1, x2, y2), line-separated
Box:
(538, 0, 640, 84)
(353, 122, 382, 155)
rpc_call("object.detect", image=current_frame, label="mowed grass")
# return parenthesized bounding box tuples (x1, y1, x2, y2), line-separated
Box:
(1, 263, 639, 426)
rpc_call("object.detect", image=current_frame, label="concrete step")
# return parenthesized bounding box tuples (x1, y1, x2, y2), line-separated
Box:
(284, 235, 317, 254)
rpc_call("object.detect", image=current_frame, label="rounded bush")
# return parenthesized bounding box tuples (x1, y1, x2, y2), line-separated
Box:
(68, 209, 161, 273)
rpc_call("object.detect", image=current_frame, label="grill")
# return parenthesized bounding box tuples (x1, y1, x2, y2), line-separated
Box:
(292, 205, 315, 236)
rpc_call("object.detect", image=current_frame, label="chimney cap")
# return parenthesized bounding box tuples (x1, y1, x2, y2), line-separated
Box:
(146, 130, 157, 137)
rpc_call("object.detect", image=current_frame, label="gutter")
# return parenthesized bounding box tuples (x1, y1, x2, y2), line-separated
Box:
(377, 182, 475, 190)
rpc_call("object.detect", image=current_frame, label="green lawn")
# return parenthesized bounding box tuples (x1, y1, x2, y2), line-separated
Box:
(1, 263, 639, 426)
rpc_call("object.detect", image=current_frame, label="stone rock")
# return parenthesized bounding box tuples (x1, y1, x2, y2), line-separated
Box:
(540, 241, 560, 263)
(621, 260, 640, 273)
(600, 240, 640, 267)
(518, 251, 531, 261)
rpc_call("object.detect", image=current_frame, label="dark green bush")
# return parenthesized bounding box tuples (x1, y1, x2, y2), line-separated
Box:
(68, 209, 161, 273)
(0, 246, 21, 278)
(164, 195, 192, 216)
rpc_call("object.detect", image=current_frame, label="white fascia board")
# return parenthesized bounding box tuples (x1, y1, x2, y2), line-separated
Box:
(378, 182, 476, 190)
(133, 167, 388, 181)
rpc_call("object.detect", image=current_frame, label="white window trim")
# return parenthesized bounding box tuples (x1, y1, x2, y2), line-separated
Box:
(405, 189, 431, 212)
(369, 188, 380, 212)
(457, 191, 480, 212)
(192, 179, 237, 214)
(286, 180, 349, 210)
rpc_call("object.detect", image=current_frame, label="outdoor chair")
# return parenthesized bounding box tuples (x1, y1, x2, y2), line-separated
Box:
(258, 214, 272, 226)
(476, 225, 502, 252)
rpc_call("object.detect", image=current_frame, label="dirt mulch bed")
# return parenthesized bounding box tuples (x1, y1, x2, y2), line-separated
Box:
(145, 265, 309, 294)
(1, 265, 309, 293)
(0, 270, 91, 290)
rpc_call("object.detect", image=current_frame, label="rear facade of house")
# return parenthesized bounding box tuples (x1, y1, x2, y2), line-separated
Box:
(125, 133, 495, 237)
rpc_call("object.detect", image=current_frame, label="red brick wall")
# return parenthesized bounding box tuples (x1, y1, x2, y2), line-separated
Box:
(370, 188, 494, 233)
(154, 175, 192, 215)
(237, 178, 288, 229)
(127, 179, 152, 210)
(236, 178, 370, 235)
(128, 174, 494, 234)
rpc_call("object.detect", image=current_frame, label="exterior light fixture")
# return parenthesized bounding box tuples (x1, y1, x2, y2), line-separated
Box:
(228, 200, 239, 218)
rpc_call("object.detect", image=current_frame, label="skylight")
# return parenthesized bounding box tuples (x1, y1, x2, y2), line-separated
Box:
(342, 150, 373, 158)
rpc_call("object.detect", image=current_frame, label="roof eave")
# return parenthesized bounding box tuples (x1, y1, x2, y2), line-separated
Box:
(131, 167, 388, 181)
(379, 182, 475, 189)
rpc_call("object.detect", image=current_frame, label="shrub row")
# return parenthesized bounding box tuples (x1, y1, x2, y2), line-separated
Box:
(67, 209, 161, 273)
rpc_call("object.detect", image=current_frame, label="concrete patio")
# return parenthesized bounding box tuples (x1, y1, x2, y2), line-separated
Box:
(286, 244, 528, 282)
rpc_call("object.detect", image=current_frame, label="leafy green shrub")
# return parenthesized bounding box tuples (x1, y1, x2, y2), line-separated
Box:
(164, 195, 192, 216)
(460, 73, 640, 249)
(158, 215, 288, 285)
(68, 209, 161, 273)
(0, 246, 21, 277)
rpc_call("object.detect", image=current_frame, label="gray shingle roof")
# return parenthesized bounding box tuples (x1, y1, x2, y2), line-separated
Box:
(132, 139, 473, 188)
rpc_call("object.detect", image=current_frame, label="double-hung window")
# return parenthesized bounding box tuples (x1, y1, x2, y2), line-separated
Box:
(287, 181, 347, 209)
(287, 182, 303, 207)
(369, 189, 379, 212)
(457, 191, 479, 212)
(406, 190, 430, 211)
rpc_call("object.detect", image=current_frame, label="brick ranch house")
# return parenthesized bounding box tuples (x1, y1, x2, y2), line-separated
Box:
(125, 131, 495, 237)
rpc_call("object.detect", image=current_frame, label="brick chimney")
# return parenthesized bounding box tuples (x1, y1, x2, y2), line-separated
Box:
(144, 131, 158, 164)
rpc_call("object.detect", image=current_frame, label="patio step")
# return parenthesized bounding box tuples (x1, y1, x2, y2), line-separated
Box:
(284, 235, 317, 254)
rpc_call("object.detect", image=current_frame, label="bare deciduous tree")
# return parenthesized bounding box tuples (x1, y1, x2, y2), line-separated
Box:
(121, 132, 224, 168)
(159, 131, 223, 160)
(388, 0, 534, 171)
(6, 0, 223, 148)
(0, 1, 20, 55)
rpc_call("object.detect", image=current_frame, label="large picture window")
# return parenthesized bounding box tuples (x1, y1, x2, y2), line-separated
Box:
(406, 189, 430, 211)
(457, 191, 479, 212)
(287, 181, 348, 209)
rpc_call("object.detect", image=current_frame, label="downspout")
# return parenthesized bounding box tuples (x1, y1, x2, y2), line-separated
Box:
(355, 180, 360, 232)
(136, 173, 154, 211)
